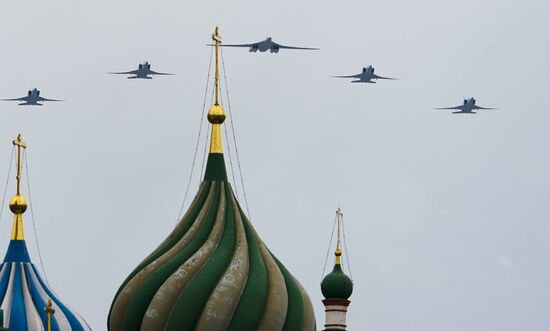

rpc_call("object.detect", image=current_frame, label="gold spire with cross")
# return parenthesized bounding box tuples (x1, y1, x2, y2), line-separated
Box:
(45, 299, 55, 331)
(207, 26, 226, 154)
(9, 134, 27, 240)
(335, 207, 343, 265)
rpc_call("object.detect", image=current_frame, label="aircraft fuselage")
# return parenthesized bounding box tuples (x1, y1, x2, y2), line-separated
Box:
(354, 66, 376, 83)
(21, 89, 41, 105)
(249, 38, 279, 53)
(133, 62, 152, 79)
(455, 98, 477, 113)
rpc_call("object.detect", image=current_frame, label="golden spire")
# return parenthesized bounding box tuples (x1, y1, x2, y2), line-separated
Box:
(335, 248, 342, 265)
(335, 207, 343, 265)
(207, 26, 226, 154)
(9, 134, 27, 240)
(45, 299, 55, 331)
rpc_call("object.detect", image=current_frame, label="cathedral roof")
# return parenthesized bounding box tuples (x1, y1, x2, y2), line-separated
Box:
(108, 27, 316, 331)
(0, 134, 90, 331)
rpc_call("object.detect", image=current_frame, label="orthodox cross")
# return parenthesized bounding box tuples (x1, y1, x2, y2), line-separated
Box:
(45, 299, 55, 331)
(12, 134, 26, 195)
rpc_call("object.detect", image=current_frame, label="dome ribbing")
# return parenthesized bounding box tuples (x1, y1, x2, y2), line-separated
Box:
(108, 27, 315, 331)
(0, 242, 90, 331)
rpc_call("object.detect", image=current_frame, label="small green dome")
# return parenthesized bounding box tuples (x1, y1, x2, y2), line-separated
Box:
(321, 251, 353, 300)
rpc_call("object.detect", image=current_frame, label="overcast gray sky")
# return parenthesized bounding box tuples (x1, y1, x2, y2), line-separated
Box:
(1, 0, 550, 330)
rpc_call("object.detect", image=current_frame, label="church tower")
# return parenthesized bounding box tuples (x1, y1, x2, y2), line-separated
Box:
(0, 134, 90, 331)
(321, 209, 353, 331)
(108, 27, 316, 331)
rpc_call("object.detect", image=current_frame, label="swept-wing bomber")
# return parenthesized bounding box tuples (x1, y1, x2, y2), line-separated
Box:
(333, 65, 397, 83)
(436, 97, 496, 114)
(1, 88, 62, 106)
(211, 37, 319, 53)
(109, 61, 174, 79)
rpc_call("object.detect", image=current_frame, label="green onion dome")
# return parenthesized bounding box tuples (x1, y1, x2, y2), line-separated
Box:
(321, 249, 353, 300)
(108, 155, 316, 330)
(109, 27, 315, 330)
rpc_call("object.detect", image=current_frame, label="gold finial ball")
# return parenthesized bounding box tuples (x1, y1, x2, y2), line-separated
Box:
(207, 105, 226, 124)
(335, 248, 342, 257)
(9, 195, 27, 214)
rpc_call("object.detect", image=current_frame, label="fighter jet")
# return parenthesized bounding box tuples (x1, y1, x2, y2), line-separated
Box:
(109, 62, 174, 79)
(210, 37, 319, 53)
(1, 88, 62, 106)
(332, 66, 397, 83)
(436, 97, 496, 114)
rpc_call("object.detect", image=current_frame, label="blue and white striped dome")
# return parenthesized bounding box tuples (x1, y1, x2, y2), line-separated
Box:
(0, 134, 90, 331)
(0, 240, 91, 331)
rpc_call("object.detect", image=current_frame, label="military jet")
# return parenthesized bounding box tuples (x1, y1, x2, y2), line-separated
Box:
(436, 97, 496, 114)
(211, 37, 319, 53)
(109, 62, 174, 79)
(1, 88, 62, 106)
(332, 66, 397, 83)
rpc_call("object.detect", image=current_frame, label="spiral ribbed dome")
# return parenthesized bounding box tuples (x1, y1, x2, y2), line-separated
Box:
(108, 154, 315, 330)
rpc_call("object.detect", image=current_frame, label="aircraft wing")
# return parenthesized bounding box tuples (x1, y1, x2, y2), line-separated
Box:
(372, 74, 397, 80)
(473, 105, 496, 110)
(149, 70, 174, 76)
(38, 97, 63, 102)
(435, 105, 463, 110)
(208, 42, 257, 48)
(1, 96, 27, 101)
(109, 70, 139, 75)
(273, 42, 319, 50)
(332, 74, 362, 78)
